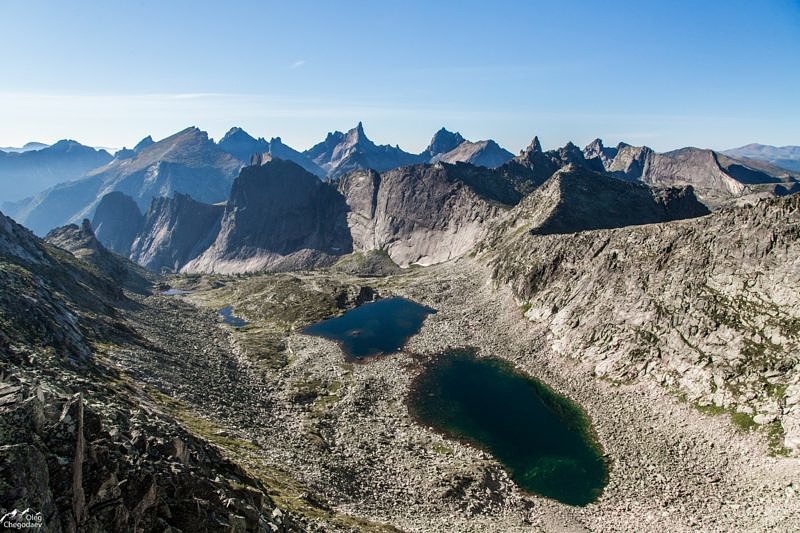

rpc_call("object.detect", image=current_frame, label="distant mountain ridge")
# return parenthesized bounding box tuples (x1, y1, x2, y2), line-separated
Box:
(92, 149, 711, 274)
(583, 139, 799, 207)
(0, 140, 112, 204)
(0, 141, 50, 152)
(7, 127, 241, 235)
(723, 143, 800, 173)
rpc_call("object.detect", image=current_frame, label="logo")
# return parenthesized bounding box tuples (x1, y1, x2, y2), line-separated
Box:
(1, 508, 43, 529)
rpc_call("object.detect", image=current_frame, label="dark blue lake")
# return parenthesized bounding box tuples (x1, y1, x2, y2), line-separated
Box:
(303, 297, 435, 360)
(410, 349, 608, 506)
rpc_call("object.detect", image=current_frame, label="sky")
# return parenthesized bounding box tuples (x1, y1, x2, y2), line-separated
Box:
(0, 0, 798, 153)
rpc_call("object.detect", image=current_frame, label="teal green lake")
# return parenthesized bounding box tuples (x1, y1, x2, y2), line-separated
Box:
(410, 349, 608, 506)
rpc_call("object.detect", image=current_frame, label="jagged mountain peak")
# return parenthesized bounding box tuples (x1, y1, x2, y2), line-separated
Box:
(220, 126, 256, 143)
(524, 136, 543, 154)
(345, 121, 371, 146)
(424, 127, 466, 158)
(133, 135, 154, 152)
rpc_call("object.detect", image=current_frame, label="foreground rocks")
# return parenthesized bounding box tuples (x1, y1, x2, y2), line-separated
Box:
(0, 358, 305, 532)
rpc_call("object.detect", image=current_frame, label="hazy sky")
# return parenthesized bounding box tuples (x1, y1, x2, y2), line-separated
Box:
(1, 0, 798, 153)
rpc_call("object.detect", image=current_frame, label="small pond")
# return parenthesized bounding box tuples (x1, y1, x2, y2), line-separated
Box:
(303, 297, 435, 360)
(409, 349, 608, 506)
(160, 288, 192, 296)
(219, 306, 248, 328)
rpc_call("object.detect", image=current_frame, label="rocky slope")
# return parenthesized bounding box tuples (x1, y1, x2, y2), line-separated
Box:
(482, 194, 800, 453)
(91, 192, 144, 255)
(130, 193, 225, 273)
(9, 127, 241, 236)
(0, 140, 112, 205)
(484, 165, 709, 239)
(0, 209, 326, 532)
(184, 159, 352, 273)
(45, 219, 153, 294)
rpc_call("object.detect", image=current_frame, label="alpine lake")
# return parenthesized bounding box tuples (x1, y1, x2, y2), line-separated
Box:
(303, 297, 608, 506)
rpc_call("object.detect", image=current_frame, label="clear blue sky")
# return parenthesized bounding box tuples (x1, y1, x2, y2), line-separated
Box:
(1, 0, 798, 153)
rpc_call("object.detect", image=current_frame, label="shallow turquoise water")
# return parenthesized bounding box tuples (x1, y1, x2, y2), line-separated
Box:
(409, 349, 608, 506)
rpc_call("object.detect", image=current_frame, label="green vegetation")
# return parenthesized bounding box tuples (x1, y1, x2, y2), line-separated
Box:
(730, 411, 757, 432)
(767, 422, 789, 457)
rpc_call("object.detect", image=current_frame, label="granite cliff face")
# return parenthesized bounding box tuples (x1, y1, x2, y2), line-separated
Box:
(91, 191, 144, 255)
(10, 128, 241, 236)
(130, 193, 225, 273)
(483, 194, 800, 452)
(184, 159, 352, 273)
(338, 163, 512, 267)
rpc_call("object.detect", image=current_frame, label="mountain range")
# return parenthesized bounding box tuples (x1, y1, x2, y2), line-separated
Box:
(2, 124, 798, 239)
(89, 144, 713, 274)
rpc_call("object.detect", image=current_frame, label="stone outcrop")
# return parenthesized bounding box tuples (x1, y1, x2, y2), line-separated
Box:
(45, 219, 152, 293)
(0, 367, 302, 532)
(585, 140, 799, 208)
(484, 165, 709, 239)
(0, 211, 123, 360)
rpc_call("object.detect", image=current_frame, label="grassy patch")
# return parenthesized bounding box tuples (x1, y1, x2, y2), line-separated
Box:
(730, 411, 757, 432)
(766, 422, 789, 457)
